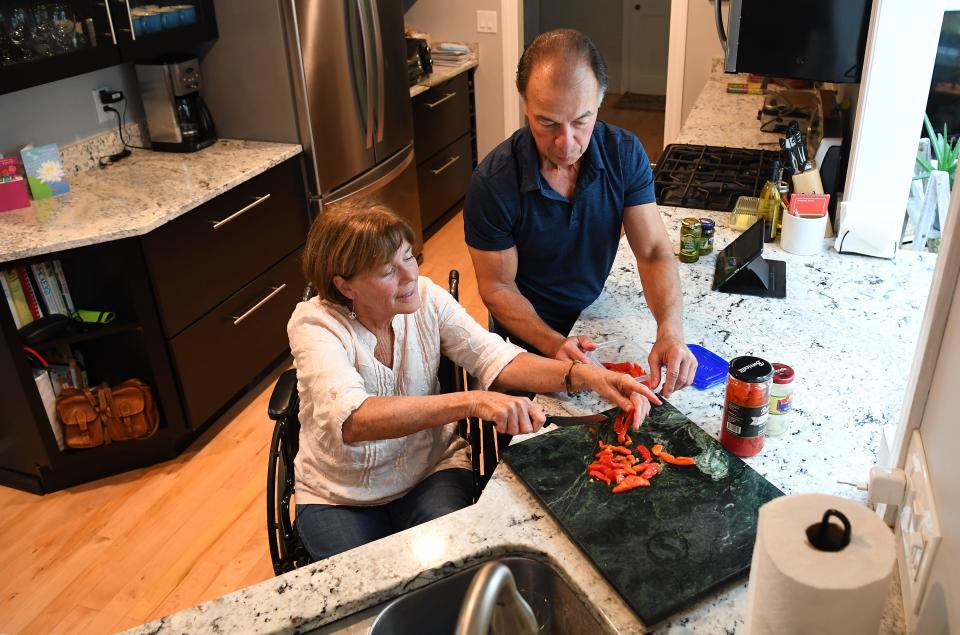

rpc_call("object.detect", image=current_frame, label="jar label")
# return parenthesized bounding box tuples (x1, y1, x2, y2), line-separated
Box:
(725, 402, 769, 437)
(769, 394, 792, 415)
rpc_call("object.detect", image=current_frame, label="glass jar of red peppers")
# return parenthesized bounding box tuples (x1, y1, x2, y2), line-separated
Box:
(721, 356, 774, 457)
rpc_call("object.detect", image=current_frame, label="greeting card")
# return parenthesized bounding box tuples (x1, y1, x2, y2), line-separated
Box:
(0, 157, 32, 212)
(20, 144, 70, 199)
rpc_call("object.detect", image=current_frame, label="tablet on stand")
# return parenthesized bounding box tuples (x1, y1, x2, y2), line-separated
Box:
(711, 220, 786, 298)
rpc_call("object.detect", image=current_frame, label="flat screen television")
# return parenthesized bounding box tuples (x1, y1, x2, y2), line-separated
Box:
(723, 0, 874, 83)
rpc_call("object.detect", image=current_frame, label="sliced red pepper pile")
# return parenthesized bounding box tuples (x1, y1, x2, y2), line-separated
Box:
(585, 414, 696, 494)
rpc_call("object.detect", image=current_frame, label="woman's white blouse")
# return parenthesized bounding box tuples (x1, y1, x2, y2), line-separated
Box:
(287, 276, 524, 506)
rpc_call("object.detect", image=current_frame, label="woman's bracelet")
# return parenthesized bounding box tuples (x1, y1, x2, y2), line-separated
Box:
(564, 360, 583, 396)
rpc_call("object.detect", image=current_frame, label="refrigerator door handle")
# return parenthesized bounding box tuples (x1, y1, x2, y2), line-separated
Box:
(370, 0, 386, 143)
(324, 146, 414, 205)
(356, 0, 375, 150)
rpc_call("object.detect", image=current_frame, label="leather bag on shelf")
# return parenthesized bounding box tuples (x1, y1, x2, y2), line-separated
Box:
(97, 379, 159, 441)
(56, 388, 107, 449)
(55, 379, 159, 448)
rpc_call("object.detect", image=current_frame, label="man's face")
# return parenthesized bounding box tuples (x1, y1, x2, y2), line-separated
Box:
(523, 62, 601, 169)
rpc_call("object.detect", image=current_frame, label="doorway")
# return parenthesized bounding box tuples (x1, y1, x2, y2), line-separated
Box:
(523, 0, 671, 161)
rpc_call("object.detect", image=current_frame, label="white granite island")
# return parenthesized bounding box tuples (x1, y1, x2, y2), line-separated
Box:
(125, 74, 934, 634)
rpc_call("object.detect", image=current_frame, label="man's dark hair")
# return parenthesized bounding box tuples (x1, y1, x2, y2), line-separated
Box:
(516, 29, 608, 98)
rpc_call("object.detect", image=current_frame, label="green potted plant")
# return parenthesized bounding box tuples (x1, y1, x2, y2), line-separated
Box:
(916, 113, 959, 186)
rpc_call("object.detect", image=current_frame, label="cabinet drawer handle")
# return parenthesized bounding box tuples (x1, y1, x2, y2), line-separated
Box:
(231, 284, 287, 326)
(424, 92, 456, 108)
(431, 155, 461, 175)
(210, 194, 272, 229)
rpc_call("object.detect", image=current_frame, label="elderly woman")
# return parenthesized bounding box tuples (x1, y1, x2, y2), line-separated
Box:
(288, 204, 659, 561)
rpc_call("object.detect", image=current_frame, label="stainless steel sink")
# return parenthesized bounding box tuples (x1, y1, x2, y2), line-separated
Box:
(309, 557, 610, 634)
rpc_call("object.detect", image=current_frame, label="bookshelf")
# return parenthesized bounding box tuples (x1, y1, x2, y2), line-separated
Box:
(0, 156, 309, 494)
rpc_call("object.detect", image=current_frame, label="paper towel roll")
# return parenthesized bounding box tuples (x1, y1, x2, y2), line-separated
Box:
(745, 494, 895, 635)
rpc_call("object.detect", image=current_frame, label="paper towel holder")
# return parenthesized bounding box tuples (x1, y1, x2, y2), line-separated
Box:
(806, 509, 851, 552)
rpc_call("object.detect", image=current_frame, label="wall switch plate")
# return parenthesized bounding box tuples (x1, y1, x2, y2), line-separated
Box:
(896, 430, 942, 614)
(92, 87, 112, 124)
(476, 10, 497, 34)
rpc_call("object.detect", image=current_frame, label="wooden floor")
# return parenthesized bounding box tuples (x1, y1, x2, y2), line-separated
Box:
(0, 212, 485, 635)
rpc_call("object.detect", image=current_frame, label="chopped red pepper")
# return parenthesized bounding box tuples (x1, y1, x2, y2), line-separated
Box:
(660, 452, 696, 466)
(612, 475, 643, 493)
(611, 445, 632, 456)
(640, 463, 660, 479)
(636, 444, 652, 463)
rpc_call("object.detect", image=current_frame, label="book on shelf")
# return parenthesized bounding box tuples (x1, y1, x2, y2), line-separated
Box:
(31, 263, 65, 315)
(15, 266, 43, 320)
(50, 259, 76, 314)
(34, 369, 64, 450)
(0, 259, 77, 328)
(1, 270, 28, 328)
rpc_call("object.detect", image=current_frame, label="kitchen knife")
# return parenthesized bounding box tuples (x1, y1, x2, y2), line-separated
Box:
(545, 407, 620, 427)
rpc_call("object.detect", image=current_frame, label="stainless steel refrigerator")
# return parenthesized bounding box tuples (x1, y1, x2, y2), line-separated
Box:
(200, 0, 423, 252)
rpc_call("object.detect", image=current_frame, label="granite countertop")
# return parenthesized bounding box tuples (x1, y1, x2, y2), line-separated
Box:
(0, 139, 302, 264)
(409, 43, 478, 98)
(126, 73, 930, 634)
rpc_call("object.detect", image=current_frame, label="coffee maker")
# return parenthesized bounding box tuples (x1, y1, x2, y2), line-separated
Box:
(136, 56, 217, 152)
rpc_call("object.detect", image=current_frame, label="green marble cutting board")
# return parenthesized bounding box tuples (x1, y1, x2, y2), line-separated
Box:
(503, 400, 783, 626)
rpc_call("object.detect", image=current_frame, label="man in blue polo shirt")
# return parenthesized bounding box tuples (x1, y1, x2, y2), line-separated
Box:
(464, 29, 696, 398)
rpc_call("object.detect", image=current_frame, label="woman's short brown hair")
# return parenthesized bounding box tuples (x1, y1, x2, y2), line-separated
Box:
(302, 201, 415, 306)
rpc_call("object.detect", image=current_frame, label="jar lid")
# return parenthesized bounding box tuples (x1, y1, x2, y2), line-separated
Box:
(682, 217, 701, 226)
(728, 355, 773, 383)
(699, 218, 715, 229)
(772, 363, 795, 384)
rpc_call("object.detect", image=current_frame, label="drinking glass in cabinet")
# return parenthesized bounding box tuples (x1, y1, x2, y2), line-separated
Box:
(1, 7, 32, 65)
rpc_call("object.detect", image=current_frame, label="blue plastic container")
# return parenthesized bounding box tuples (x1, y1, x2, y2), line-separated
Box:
(177, 5, 197, 24)
(132, 15, 145, 36)
(160, 8, 181, 29)
(688, 344, 728, 390)
(142, 12, 162, 33)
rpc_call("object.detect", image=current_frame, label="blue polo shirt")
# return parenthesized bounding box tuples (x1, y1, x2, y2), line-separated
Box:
(463, 121, 656, 333)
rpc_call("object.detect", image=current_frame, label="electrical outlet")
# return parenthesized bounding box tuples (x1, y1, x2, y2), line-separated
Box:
(896, 431, 942, 614)
(476, 10, 497, 34)
(92, 87, 112, 124)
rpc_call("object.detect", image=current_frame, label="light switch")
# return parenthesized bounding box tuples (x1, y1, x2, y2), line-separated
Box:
(476, 10, 497, 34)
(896, 431, 942, 614)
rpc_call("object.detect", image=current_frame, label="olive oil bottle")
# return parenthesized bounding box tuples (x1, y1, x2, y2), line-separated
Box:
(757, 160, 782, 243)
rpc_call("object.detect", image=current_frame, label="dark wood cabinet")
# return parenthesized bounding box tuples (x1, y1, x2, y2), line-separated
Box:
(142, 160, 305, 338)
(0, 156, 309, 494)
(412, 70, 478, 237)
(0, 0, 217, 96)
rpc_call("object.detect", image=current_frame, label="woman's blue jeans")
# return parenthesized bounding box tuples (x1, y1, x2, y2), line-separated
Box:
(296, 468, 474, 561)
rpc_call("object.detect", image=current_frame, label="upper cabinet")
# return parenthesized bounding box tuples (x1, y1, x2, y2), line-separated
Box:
(0, 0, 217, 96)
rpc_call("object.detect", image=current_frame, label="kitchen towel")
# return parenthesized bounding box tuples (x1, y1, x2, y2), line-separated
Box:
(745, 493, 895, 634)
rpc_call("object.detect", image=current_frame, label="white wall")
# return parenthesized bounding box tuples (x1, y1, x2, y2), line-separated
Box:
(0, 65, 144, 158)
(681, 0, 723, 125)
(907, 277, 960, 632)
(537, 0, 624, 93)
(404, 0, 509, 160)
(836, 1, 943, 255)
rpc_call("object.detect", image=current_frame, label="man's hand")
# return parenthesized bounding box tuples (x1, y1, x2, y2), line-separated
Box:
(551, 334, 597, 362)
(647, 335, 697, 398)
(469, 392, 546, 436)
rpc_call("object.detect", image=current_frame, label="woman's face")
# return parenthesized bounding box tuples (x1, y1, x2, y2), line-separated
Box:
(336, 241, 420, 323)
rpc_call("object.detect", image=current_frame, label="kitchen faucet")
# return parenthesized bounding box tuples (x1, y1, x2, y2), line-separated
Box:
(454, 562, 539, 635)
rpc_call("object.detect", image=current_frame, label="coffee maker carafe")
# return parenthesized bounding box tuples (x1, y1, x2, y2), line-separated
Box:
(136, 56, 217, 152)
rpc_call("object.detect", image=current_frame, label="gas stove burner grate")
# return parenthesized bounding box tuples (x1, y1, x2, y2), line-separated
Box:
(653, 144, 780, 212)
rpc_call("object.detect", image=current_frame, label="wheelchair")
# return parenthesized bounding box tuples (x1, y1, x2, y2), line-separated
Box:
(265, 270, 509, 575)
